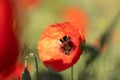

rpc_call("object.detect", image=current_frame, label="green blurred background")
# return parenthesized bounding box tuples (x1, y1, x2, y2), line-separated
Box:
(21, 0, 120, 80)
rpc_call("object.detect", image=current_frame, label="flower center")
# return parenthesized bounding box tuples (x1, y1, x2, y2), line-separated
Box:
(59, 36, 75, 55)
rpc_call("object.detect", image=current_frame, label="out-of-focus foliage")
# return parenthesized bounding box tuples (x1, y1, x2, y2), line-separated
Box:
(78, 11, 120, 80)
(35, 70, 63, 80)
(18, 0, 120, 80)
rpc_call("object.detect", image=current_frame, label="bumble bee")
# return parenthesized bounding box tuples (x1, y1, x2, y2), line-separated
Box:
(59, 36, 74, 55)
(59, 36, 70, 43)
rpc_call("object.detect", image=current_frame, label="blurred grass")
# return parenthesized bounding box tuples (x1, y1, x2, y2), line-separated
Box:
(21, 0, 120, 80)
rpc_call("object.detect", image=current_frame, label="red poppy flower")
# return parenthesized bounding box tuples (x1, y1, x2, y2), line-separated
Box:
(0, 63, 24, 80)
(63, 7, 88, 43)
(0, 0, 19, 73)
(38, 22, 83, 72)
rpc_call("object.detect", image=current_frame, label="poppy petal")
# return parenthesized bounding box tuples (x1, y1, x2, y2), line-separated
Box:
(63, 7, 88, 43)
(38, 22, 82, 71)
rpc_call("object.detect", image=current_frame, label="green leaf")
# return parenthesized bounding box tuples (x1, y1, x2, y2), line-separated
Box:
(99, 10, 120, 50)
(81, 44, 100, 66)
(22, 67, 31, 80)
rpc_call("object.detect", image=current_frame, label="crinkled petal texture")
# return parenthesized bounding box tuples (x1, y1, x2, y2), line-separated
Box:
(63, 7, 88, 43)
(0, 0, 19, 73)
(38, 22, 83, 72)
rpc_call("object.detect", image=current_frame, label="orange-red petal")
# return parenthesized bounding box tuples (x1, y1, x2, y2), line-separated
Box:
(63, 7, 88, 43)
(0, 0, 19, 73)
(0, 63, 24, 80)
(18, 0, 41, 10)
(38, 22, 82, 71)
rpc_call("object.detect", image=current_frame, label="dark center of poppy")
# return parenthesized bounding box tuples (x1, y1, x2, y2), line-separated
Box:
(59, 36, 75, 55)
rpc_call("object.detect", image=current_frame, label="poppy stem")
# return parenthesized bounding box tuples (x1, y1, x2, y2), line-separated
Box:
(31, 53, 39, 80)
(29, 53, 39, 80)
(34, 56, 39, 80)
(71, 66, 74, 80)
